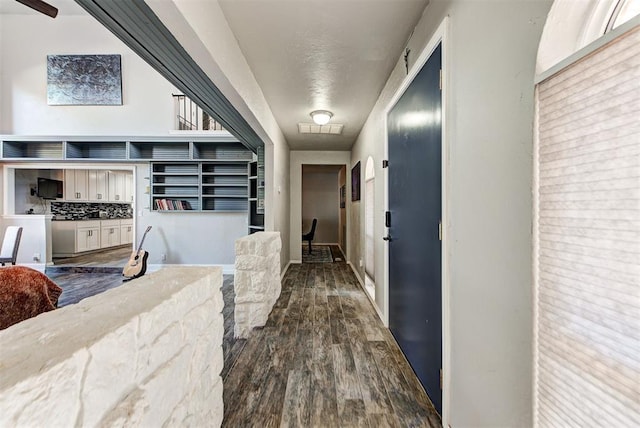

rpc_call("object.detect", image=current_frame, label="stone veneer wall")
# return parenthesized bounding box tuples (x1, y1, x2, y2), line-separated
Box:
(234, 232, 282, 338)
(0, 267, 224, 427)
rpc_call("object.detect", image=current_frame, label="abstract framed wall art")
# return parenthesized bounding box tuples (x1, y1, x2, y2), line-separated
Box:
(351, 161, 361, 201)
(47, 54, 122, 105)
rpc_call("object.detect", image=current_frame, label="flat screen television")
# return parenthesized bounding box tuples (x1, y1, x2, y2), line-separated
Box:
(37, 177, 63, 199)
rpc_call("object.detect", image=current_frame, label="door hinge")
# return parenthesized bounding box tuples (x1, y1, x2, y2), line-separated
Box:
(440, 368, 443, 389)
(439, 69, 442, 91)
(382, 160, 389, 168)
(438, 221, 442, 241)
(385, 211, 391, 227)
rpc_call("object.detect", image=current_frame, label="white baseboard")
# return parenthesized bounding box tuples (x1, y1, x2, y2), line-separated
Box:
(17, 263, 46, 273)
(347, 262, 384, 322)
(281, 261, 292, 280)
(147, 263, 235, 275)
(347, 261, 364, 286)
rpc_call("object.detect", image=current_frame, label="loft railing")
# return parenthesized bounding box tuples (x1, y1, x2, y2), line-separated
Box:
(173, 94, 225, 131)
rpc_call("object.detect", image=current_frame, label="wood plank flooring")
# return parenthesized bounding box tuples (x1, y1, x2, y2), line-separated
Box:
(52, 245, 131, 267)
(222, 256, 441, 427)
(49, 271, 126, 307)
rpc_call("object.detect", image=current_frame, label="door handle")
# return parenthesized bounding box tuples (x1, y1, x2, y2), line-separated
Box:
(383, 235, 392, 241)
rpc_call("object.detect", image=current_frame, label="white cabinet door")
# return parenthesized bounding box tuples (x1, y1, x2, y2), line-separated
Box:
(120, 224, 133, 245)
(76, 227, 99, 252)
(88, 170, 108, 202)
(100, 225, 121, 248)
(123, 172, 134, 203)
(65, 170, 89, 201)
(108, 171, 126, 202)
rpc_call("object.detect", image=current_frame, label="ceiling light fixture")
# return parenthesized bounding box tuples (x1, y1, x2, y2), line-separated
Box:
(310, 110, 333, 125)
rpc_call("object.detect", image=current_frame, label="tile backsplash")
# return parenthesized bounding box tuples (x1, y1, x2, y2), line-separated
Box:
(51, 202, 133, 220)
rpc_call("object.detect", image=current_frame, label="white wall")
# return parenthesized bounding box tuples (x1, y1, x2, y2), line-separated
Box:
(0, 9, 175, 134)
(302, 170, 339, 244)
(133, 164, 245, 271)
(349, 1, 552, 426)
(149, 0, 291, 273)
(14, 169, 59, 215)
(290, 151, 350, 262)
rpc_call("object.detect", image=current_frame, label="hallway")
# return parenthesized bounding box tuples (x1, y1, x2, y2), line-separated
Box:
(222, 258, 441, 427)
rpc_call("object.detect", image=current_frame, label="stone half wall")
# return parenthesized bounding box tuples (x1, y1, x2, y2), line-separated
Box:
(0, 266, 224, 427)
(234, 232, 282, 338)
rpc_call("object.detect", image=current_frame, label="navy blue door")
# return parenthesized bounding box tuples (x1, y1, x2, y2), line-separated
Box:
(387, 43, 442, 413)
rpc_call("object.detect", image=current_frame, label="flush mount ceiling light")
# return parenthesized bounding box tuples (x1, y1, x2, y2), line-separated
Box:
(310, 110, 333, 125)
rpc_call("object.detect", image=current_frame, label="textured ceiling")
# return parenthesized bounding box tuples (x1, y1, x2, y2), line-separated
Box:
(219, 0, 429, 150)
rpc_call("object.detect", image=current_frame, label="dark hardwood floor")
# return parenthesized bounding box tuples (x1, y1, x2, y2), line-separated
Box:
(222, 254, 441, 427)
(45, 244, 440, 426)
(223, 274, 246, 380)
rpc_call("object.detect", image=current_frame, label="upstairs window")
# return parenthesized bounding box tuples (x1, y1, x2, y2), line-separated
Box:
(606, 0, 640, 33)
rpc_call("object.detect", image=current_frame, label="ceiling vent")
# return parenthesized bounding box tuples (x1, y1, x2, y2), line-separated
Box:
(298, 123, 344, 134)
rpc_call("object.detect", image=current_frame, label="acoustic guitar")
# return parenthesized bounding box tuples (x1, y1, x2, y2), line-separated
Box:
(122, 226, 152, 280)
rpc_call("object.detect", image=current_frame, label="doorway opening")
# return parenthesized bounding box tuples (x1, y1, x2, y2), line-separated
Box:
(301, 164, 346, 262)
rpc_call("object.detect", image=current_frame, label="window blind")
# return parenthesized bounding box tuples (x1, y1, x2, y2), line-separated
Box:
(365, 178, 375, 280)
(534, 25, 640, 427)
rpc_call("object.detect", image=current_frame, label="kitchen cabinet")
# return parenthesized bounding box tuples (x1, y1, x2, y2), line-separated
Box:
(120, 219, 133, 245)
(52, 219, 133, 256)
(123, 172, 133, 203)
(77, 223, 101, 252)
(65, 169, 132, 203)
(108, 171, 132, 203)
(100, 220, 122, 249)
(88, 170, 109, 201)
(65, 169, 89, 201)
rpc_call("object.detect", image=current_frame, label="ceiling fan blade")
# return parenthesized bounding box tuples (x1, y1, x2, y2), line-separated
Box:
(15, 0, 58, 18)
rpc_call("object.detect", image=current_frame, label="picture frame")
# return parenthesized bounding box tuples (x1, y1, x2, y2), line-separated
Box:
(351, 161, 361, 201)
(340, 185, 346, 208)
(47, 54, 123, 105)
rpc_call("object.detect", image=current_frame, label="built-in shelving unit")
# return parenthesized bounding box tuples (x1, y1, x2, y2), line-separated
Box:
(151, 163, 201, 211)
(1, 136, 259, 217)
(0, 136, 246, 162)
(151, 161, 249, 213)
(66, 141, 127, 159)
(248, 146, 265, 234)
(2, 140, 65, 159)
(148, 141, 252, 213)
(130, 142, 191, 160)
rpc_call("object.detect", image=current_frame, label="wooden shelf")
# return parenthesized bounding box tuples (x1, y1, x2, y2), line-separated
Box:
(0, 136, 256, 162)
(67, 141, 127, 159)
(2, 140, 64, 159)
(248, 148, 265, 234)
(151, 157, 250, 213)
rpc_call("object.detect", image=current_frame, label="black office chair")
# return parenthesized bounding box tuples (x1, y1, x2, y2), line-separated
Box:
(302, 219, 317, 254)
